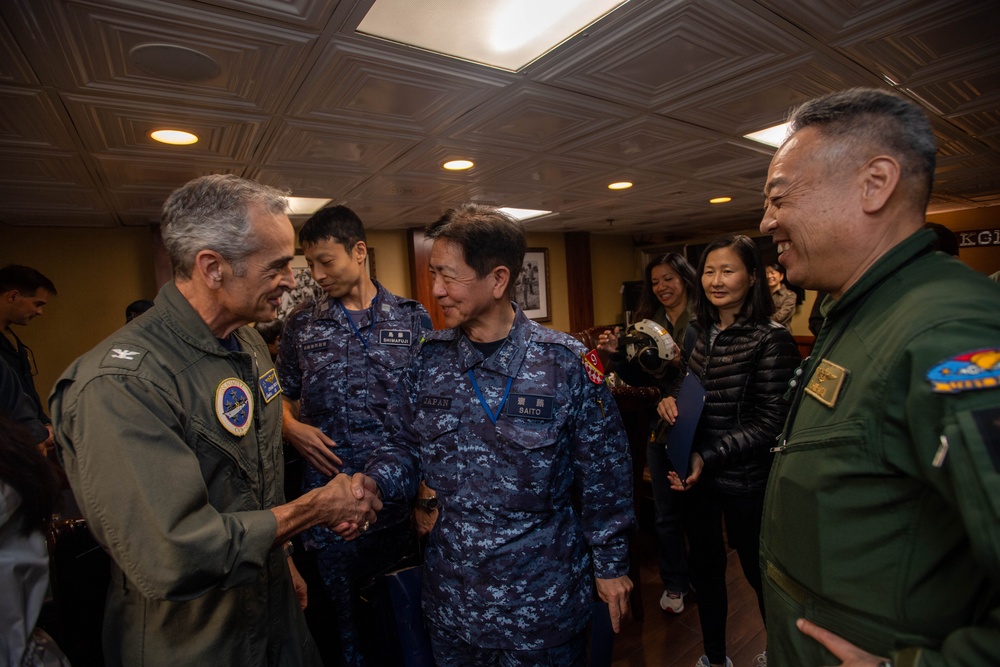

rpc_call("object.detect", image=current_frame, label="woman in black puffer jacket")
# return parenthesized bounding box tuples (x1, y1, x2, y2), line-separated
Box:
(663, 235, 800, 667)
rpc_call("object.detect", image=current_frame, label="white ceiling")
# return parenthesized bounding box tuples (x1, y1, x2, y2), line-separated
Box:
(1, 0, 998, 237)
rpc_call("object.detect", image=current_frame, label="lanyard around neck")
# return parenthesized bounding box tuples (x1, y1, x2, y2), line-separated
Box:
(467, 369, 513, 425)
(338, 295, 377, 351)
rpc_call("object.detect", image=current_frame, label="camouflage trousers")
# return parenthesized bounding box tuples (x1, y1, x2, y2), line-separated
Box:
(428, 622, 587, 667)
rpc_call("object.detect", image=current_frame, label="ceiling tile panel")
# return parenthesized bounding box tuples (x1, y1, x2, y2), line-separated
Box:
(61, 93, 269, 162)
(835, 1, 998, 85)
(0, 185, 114, 227)
(261, 119, 422, 171)
(94, 156, 241, 190)
(287, 37, 513, 133)
(534, 0, 806, 106)
(191, 0, 345, 29)
(657, 53, 864, 134)
(0, 87, 76, 150)
(248, 166, 371, 200)
(562, 115, 714, 171)
(4, 0, 317, 113)
(440, 83, 632, 153)
(0, 150, 98, 188)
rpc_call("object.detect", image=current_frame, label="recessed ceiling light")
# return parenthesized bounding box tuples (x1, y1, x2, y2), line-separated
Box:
(709, 196, 732, 204)
(499, 207, 552, 221)
(150, 129, 198, 145)
(358, 0, 630, 71)
(287, 197, 333, 215)
(744, 122, 790, 149)
(443, 159, 474, 171)
(608, 181, 633, 190)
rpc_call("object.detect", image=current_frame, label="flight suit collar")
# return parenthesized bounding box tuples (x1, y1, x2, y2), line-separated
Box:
(821, 227, 936, 321)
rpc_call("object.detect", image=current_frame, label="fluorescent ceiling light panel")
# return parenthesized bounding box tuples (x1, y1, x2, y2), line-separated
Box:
(500, 207, 552, 221)
(287, 197, 332, 215)
(744, 122, 791, 148)
(358, 0, 631, 71)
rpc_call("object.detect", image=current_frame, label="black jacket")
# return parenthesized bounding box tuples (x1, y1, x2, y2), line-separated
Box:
(687, 318, 800, 494)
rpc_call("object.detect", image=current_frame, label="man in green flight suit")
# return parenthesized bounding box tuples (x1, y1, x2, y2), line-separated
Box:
(759, 88, 1000, 666)
(51, 175, 382, 666)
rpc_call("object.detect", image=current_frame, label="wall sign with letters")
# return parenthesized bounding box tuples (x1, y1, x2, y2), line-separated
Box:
(957, 228, 1000, 248)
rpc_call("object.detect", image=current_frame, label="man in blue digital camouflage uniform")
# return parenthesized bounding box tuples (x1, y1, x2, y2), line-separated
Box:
(760, 89, 1000, 666)
(362, 204, 635, 666)
(278, 205, 431, 666)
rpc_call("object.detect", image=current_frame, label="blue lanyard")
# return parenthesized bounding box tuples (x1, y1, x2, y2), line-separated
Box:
(467, 370, 513, 425)
(338, 296, 378, 352)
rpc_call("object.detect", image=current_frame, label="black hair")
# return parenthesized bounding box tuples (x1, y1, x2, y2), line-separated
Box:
(0, 265, 57, 296)
(766, 263, 805, 305)
(254, 318, 284, 345)
(924, 222, 959, 257)
(635, 253, 697, 321)
(125, 299, 155, 322)
(695, 235, 774, 327)
(299, 205, 366, 252)
(425, 204, 526, 297)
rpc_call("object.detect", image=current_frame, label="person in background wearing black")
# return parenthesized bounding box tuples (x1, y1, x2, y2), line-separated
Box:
(664, 235, 800, 667)
(0, 265, 56, 451)
(124, 299, 154, 323)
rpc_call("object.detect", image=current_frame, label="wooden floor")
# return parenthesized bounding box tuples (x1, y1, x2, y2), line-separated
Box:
(611, 513, 767, 667)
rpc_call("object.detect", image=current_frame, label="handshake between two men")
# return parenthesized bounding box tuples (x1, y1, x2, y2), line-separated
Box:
(272, 472, 383, 545)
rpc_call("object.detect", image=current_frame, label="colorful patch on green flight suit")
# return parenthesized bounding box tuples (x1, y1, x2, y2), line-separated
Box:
(971, 407, 1000, 472)
(926, 349, 1000, 394)
(215, 377, 253, 436)
(805, 358, 849, 408)
(258, 367, 282, 404)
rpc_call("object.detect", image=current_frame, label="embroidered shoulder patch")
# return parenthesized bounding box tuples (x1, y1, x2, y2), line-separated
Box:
(100, 343, 148, 370)
(583, 349, 605, 385)
(926, 349, 1000, 394)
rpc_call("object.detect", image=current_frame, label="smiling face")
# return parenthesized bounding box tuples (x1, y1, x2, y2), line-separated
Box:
(760, 126, 861, 296)
(303, 237, 365, 300)
(650, 263, 687, 311)
(219, 204, 296, 325)
(701, 246, 753, 320)
(765, 266, 783, 290)
(428, 239, 501, 333)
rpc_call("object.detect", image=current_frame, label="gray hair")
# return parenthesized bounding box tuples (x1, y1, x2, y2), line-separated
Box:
(788, 88, 937, 210)
(160, 174, 289, 279)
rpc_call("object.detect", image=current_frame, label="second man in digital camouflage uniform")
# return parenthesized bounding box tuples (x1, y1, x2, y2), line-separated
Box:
(277, 205, 431, 666)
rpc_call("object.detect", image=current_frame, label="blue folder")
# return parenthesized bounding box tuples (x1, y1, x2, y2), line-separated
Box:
(665, 372, 707, 480)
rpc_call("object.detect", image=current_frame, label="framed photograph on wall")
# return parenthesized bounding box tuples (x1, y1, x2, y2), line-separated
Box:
(516, 248, 551, 322)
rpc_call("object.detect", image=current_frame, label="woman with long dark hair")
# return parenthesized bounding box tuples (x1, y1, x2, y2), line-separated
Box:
(664, 236, 799, 667)
(597, 252, 697, 614)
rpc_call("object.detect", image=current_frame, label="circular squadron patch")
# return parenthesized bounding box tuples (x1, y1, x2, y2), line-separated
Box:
(215, 378, 254, 436)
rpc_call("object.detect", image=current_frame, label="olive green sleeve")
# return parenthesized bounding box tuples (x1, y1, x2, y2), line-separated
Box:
(893, 321, 1000, 667)
(53, 372, 278, 601)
